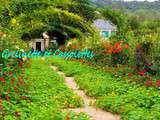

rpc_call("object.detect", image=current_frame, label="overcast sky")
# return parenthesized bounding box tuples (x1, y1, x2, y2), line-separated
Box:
(123, 0, 158, 2)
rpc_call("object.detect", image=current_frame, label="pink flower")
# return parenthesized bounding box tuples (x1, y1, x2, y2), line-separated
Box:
(114, 57, 118, 60)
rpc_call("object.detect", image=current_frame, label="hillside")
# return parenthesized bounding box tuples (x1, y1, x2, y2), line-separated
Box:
(93, 0, 160, 11)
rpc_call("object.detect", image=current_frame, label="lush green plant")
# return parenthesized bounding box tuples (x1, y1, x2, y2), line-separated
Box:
(1, 58, 87, 119)
(50, 57, 160, 120)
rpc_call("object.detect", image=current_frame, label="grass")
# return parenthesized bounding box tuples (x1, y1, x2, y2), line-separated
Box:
(3, 58, 89, 120)
(49, 57, 160, 120)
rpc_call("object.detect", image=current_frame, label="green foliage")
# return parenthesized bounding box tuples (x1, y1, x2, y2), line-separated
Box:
(128, 16, 141, 30)
(94, 0, 160, 13)
(64, 111, 90, 120)
(50, 57, 160, 120)
(0, 0, 95, 40)
(99, 8, 128, 30)
(69, 0, 96, 21)
(2, 59, 85, 119)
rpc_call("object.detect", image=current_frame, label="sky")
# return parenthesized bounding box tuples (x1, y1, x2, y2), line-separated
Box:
(123, 0, 158, 2)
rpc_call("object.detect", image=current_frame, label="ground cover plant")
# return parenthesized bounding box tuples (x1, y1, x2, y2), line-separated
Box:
(1, 0, 160, 120)
(0, 57, 30, 118)
(1, 58, 90, 120)
(50, 57, 160, 120)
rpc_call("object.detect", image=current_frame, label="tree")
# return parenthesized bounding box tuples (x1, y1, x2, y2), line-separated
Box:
(99, 8, 128, 30)
(0, 0, 95, 40)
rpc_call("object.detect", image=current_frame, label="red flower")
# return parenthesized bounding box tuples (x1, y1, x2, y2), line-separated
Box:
(14, 87, 17, 91)
(145, 81, 153, 87)
(118, 47, 123, 52)
(22, 96, 27, 100)
(113, 50, 118, 54)
(9, 71, 12, 76)
(145, 75, 149, 79)
(56, 52, 60, 55)
(115, 42, 119, 48)
(113, 47, 123, 54)
(5, 96, 9, 101)
(128, 72, 134, 78)
(16, 83, 20, 87)
(156, 80, 160, 87)
(11, 78, 15, 84)
(138, 69, 147, 76)
(1, 78, 5, 82)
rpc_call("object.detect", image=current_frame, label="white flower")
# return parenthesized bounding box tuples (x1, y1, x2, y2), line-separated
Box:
(20, 49, 24, 52)
(15, 46, 20, 49)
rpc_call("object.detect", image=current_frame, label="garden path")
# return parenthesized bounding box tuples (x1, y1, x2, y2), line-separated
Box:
(51, 66, 120, 120)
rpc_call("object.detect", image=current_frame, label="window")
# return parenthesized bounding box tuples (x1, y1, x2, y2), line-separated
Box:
(102, 31, 109, 38)
(106, 31, 109, 37)
(102, 31, 106, 38)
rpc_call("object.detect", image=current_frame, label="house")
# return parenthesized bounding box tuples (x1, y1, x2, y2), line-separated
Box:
(27, 31, 65, 51)
(30, 38, 58, 51)
(92, 19, 117, 39)
(29, 32, 50, 51)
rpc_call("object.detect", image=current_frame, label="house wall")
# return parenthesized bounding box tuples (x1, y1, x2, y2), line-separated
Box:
(31, 39, 46, 51)
(100, 30, 116, 40)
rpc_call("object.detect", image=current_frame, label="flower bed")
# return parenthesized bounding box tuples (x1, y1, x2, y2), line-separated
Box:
(1, 58, 89, 120)
(50, 57, 160, 120)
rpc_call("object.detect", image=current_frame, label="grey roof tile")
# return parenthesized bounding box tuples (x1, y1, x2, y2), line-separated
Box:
(93, 19, 117, 31)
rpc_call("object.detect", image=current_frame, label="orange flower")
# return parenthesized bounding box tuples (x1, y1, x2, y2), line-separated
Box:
(115, 42, 119, 48)
(124, 43, 129, 49)
(108, 49, 112, 54)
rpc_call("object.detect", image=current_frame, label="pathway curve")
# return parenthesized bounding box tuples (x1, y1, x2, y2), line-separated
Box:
(51, 66, 120, 120)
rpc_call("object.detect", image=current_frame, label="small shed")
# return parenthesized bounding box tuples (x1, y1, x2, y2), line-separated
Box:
(93, 19, 117, 39)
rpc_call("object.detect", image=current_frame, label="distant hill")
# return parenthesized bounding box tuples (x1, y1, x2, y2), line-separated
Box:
(93, 0, 160, 12)
(92, 0, 160, 20)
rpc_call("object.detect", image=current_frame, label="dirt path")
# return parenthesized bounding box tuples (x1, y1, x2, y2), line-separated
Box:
(51, 66, 120, 120)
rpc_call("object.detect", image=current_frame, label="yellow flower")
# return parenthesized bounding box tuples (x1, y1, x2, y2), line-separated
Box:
(64, 100, 67, 104)
(111, 91, 116, 96)
(11, 18, 17, 25)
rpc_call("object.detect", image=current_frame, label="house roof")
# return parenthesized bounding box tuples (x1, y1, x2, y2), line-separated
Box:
(93, 19, 117, 31)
